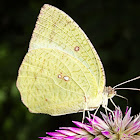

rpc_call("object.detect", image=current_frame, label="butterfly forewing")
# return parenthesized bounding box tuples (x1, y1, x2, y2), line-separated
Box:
(29, 4, 105, 91)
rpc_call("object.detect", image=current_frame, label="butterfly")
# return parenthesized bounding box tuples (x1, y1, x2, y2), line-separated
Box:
(16, 4, 140, 120)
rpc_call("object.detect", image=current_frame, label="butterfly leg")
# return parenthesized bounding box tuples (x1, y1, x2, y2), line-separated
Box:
(87, 110, 91, 119)
(91, 106, 100, 128)
(110, 98, 118, 109)
(82, 110, 85, 123)
(102, 105, 115, 118)
(93, 106, 100, 118)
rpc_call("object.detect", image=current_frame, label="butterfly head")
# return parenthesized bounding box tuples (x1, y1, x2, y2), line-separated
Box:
(105, 86, 116, 99)
(101, 86, 117, 107)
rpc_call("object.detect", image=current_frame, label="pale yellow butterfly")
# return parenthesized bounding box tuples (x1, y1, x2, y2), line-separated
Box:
(16, 4, 140, 119)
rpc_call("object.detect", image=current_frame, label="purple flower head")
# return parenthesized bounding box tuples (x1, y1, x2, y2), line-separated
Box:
(40, 107, 140, 140)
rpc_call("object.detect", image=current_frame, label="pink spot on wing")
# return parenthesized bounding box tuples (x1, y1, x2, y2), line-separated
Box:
(74, 46, 80, 51)
(58, 72, 62, 79)
(63, 76, 70, 81)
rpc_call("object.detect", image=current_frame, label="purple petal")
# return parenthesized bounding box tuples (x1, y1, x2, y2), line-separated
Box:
(86, 117, 94, 126)
(78, 137, 88, 140)
(100, 112, 110, 127)
(132, 135, 140, 139)
(60, 127, 88, 135)
(72, 121, 85, 128)
(114, 107, 122, 127)
(93, 138, 100, 140)
(125, 106, 129, 114)
(86, 116, 105, 130)
(121, 107, 132, 130)
(47, 132, 65, 137)
(127, 114, 140, 128)
(56, 130, 76, 136)
(83, 124, 97, 135)
(124, 124, 140, 135)
(86, 117, 93, 125)
(101, 130, 112, 138)
(39, 137, 55, 140)
(64, 135, 78, 139)
(93, 135, 105, 140)
(91, 115, 109, 130)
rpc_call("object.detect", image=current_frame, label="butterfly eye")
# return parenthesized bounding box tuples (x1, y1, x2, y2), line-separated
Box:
(63, 76, 70, 81)
(74, 46, 80, 51)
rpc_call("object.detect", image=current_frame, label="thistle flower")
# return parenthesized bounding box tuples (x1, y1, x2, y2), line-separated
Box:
(39, 107, 140, 140)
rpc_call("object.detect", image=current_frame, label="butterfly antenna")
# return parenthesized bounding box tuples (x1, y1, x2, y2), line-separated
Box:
(115, 87, 140, 91)
(113, 76, 140, 89)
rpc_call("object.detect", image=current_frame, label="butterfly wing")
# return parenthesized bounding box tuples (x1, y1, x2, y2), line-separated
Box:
(16, 4, 105, 115)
